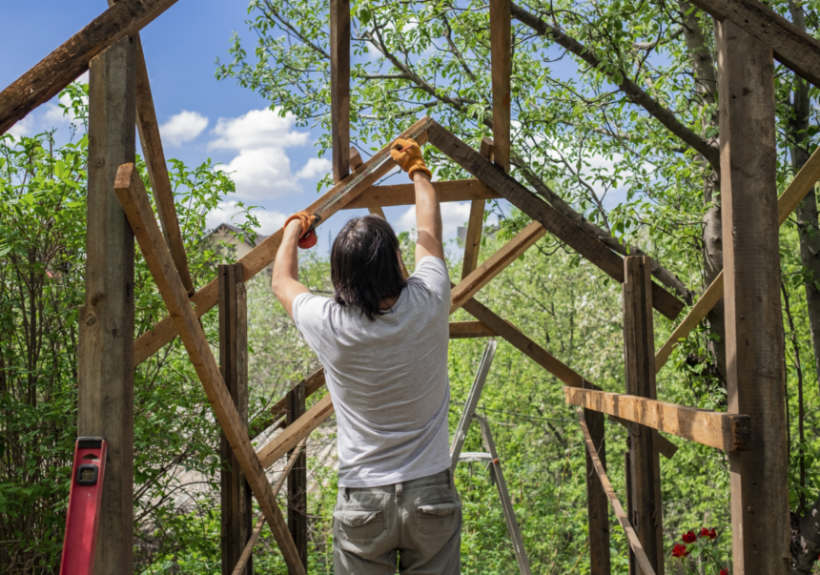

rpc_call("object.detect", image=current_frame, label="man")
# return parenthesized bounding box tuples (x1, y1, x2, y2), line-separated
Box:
(272, 138, 460, 574)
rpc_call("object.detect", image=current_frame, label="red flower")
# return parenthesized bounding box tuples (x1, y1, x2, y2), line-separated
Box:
(700, 527, 711, 538)
(672, 543, 689, 557)
(682, 530, 697, 543)
(719, 569, 729, 575)
(707, 528, 718, 539)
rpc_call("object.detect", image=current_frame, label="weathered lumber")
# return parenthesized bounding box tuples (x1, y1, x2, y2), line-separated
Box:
(565, 387, 750, 452)
(450, 341, 497, 468)
(426, 121, 684, 320)
(257, 394, 334, 469)
(330, 0, 350, 181)
(688, 0, 820, 87)
(577, 409, 657, 575)
(717, 21, 789, 572)
(134, 37, 194, 294)
(133, 117, 432, 365)
(622, 257, 663, 575)
(218, 264, 252, 575)
(490, 0, 512, 171)
(0, 0, 178, 135)
(114, 164, 305, 575)
(77, 39, 136, 575)
(449, 321, 496, 338)
(286, 383, 307, 574)
(461, 198, 486, 278)
(451, 221, 546, 310)
(654, 144, 820, 371)
(583, 409, 611, 575)
(249, 369, 325, 439)
(344, 179, 499, 209)
(231, 440, 307, 575)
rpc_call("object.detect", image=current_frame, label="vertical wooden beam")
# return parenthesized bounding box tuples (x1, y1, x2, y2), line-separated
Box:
(584, 409, 611, 575)
(330, 0, 350, 181)
(77, 33, 136, 575)
(219, 264, 252, 575)
(490, 0, 511, 172)
(461, 140, 493, 278)
(286, 383, 308, 573)
(623, 256, 663, 575)
(717, 20, 789, 574)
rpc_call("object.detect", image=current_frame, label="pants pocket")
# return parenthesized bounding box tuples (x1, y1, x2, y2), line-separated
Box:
(333, 508, 386, 542)
(412, 486, 461, 537)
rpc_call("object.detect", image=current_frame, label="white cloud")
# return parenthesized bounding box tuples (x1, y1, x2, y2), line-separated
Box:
(209, 108, 308, 151)
(206, 200, 288, 236)
(296, 157, 331, 180)
(160, 110, 209, 147)
(7, 115, 34, 139)
(43, 89, 87, 128)
(216, 147, 298, 201)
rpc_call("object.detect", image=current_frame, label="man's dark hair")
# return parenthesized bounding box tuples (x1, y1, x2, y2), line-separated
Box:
(331, 215, 407, 320)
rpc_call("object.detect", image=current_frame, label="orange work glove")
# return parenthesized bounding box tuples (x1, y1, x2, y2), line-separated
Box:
(284, 211, 318, 249)
(390, 138, 432, 181)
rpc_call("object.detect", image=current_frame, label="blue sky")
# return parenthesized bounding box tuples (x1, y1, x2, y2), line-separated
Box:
(1, 1, 478, 254)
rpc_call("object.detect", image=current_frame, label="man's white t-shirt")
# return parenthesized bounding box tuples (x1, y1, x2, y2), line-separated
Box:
(291, 256, 451, 487)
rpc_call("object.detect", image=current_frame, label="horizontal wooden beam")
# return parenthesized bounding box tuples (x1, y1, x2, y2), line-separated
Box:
(426, 120, 684, 320)
(0, 0, 178, 135)
(576, 409, 657, 575)
(655, 144, 820, 371)
(114, 163, 304, 574)
(257, 394, 334, 469)
(451, 221, 546, 310)
(450, 321, 496, 338)
(344, 179, 499, 209)
(133, 117, 432, 365)
(687, 0, 820, 87)
(565, 386, 750, 451)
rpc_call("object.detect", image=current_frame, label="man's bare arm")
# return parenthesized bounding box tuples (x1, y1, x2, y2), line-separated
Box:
(272, 219, 310, 318)
(413, 171, 443, 262)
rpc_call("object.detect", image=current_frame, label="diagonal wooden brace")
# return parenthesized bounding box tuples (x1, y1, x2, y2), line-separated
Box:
(114, 163, 305, 575)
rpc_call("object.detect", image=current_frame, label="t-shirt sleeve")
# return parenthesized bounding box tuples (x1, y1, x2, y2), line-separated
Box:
(291, 292, 331, 354)
(410, 256, 450, 302)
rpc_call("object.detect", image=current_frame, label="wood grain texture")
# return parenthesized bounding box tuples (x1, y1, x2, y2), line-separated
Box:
(0, 0, 177, 135)
(330, 0, 350, 181)
(449, 321, 496, 338)
(490, 0, 512, 171)
(134, 117, 432, 365)
(114, 164, 304, 575)
(584, 409, 612, 574)
(565, 387, 750, 451)
(425, 121, 684, 319)
(461, 198, 486, 279)
(717, 21, 790, 573)
(286, 384, 307, 573)
(345, 179, 499, 208)
(257, 394, 334, 469)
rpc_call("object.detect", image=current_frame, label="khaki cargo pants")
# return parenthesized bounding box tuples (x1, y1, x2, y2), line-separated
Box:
(333, 469, 461, 574)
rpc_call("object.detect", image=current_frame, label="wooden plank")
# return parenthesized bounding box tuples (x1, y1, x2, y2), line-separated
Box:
(622, 257, 662, 575)
(584, 409, 611, 575)
(449, 321, 496, 338)
(232, 440, 307, 575)
(450, 341, 498, 468)
(219, 264, 252, 575)
(114, 164, 305, 575)
(426, 121, 684, 320)
(77, 38, 136, 575)
(133, 117, 432, 365)
(286, 383, 308, 574)
(490, 0, 512, 171)
(344, 179, 499, 209)
(576, 409, 658, 575)
(688, 0, 820, 87)
(564, 387, 750, 451)
(0, 0, 177, 135)
(330, 0, 350, 181)
(134, 37, 194, 294)
(477, 415, 531, 575)
(654, 144, 820, 372)
(257, 394, 334, 469)
(349, 147, 363, 171)
(461, 199, 486, 278)
(451, 221, 546, 310)
(717, 21, 789, 572)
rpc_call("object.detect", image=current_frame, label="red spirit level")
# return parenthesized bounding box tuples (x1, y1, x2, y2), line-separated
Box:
(59, 437, 107, 575)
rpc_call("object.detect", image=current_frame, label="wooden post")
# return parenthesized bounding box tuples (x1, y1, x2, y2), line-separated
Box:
(219, 264, 252, 575)
(584, 409, 611, 575)
(77, 32, 136, 575)
(490, 0, 511, 171)
(623, 256, 663, 575)
(716, 20, 789, 573)
(287, 382, 308, 573)
(330, 0, 350, 181)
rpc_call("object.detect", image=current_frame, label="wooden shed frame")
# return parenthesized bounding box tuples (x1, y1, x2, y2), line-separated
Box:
(2, 0, 820, 573)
